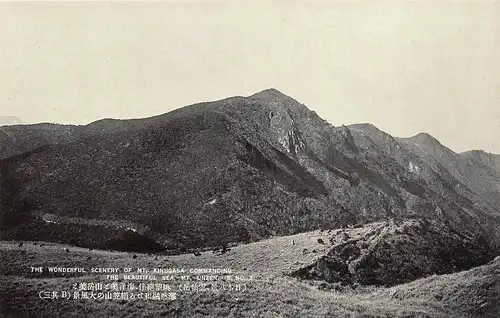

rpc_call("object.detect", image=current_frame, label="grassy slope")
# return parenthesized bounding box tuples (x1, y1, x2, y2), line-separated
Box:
(1, 231, 498, 317)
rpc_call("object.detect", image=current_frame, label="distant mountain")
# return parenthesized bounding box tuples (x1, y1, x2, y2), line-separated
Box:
(0, 119, 149, 160)
(397, 134, 500, 212)
(0, 116, 23, 126)
(1, 89, 500, 261)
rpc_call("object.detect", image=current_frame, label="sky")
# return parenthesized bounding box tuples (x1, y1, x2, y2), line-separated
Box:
(1, 1, 499, 153)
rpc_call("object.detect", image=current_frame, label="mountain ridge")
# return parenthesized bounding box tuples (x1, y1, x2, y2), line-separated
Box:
(2, 101, 498, 159)
(1, 89, 500, 263)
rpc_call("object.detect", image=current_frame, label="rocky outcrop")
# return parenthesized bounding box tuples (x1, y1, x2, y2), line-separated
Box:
(291, 219, 495, 287)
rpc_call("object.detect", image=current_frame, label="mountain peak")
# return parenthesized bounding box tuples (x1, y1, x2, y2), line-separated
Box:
(250, 88, 290, 100)
(460, 149, 500, 163)
(399, 132, 459, 157)
(248, 88, 317, 119)
(461, 149, 490, 156)
(408, 132, 442, 147)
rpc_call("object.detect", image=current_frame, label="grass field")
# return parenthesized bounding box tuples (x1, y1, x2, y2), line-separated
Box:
(1, 230, 499, 317)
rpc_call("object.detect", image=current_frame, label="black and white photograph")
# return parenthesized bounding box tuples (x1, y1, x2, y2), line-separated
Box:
(1, 1, 499, 317)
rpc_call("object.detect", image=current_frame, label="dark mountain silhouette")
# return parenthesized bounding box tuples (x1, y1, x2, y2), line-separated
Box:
(1, 89, 500, 267)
